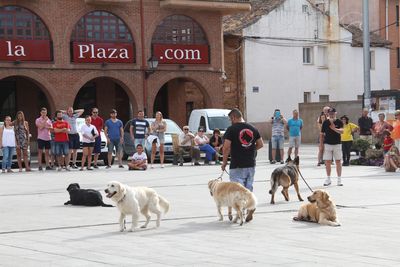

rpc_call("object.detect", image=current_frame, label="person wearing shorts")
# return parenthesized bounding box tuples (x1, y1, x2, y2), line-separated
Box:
(80, 115, 99, 171)
(287, 110, 303, 159)
(62, 107, 84, 169)
(104, 109, 124, 168)
(35, 107, 53, 171)
(321, 108, 344, 186)
(53, 110, 71, 171)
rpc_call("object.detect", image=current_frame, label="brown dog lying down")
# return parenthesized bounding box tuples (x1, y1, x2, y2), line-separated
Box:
(293, 190, 340, 226)
(208, 178, 257, 226)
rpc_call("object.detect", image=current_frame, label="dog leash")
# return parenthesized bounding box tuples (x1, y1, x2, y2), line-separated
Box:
(296, 167, 314, 193)
(217, 169, 230, 181)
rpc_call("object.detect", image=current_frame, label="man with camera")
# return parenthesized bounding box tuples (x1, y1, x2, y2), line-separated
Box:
(268, 109, 287, 164)
(321, 108, 344, 186)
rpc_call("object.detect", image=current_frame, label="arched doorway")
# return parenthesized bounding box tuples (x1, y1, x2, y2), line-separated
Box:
(74, 77, 132, 124)
(153, 78, 207, 127)
(0, 76, 51, 138)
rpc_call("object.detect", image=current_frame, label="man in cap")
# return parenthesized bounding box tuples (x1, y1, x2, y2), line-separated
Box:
(320, 107, 344, 186)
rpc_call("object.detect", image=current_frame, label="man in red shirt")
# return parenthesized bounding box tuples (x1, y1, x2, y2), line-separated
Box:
(53, 110, 71, 171)
(91, 107, 104, 168)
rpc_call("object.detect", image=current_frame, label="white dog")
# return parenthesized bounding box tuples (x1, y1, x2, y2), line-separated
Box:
(105, 181, 169, 232)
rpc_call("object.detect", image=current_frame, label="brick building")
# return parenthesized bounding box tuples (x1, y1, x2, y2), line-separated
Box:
(0, 0, 250, 136)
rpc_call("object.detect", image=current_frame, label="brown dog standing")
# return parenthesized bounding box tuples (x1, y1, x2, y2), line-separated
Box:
(269, 156, 303, 204)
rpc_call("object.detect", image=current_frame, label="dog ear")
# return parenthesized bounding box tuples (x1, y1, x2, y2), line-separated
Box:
(322, 191, 330, 202)
(66, 184, 73, 191)
(285, 156, 292, 163)
(120, 183, 127, 195)
(74, 183, 80, 189)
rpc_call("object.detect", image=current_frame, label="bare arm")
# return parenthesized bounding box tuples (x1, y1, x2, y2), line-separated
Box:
(130, 124, 135, 140)
(255, 138, 264, 150)
(221, 139, 231, 171)
(74, 109, 84, 117)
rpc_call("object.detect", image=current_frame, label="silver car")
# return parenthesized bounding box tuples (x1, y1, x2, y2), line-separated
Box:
(123, 118, 184, 162)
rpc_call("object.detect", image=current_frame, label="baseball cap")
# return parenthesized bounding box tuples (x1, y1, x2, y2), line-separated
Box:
(328, 108, 336, 113)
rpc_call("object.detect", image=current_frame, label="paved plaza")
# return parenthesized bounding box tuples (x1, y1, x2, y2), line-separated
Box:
(0, 144, 400, 266)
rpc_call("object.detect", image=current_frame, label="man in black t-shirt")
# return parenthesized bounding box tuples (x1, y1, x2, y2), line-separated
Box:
(321, 108, 344, 186)
(221, 108, 264, 191)
(358, 108, 373, 145)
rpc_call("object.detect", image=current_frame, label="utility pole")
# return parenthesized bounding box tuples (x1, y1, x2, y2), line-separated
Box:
(363, 0, 371, 111)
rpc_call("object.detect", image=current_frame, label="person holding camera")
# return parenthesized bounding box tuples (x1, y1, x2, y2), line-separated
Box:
(321, 108, 344, 186)
(268, 109, 287, 164)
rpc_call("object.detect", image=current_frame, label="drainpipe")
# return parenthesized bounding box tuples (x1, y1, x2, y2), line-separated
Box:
(386, 0, 389, 40)
(140, 0, 148, 115)
(363, 0, 371, 111)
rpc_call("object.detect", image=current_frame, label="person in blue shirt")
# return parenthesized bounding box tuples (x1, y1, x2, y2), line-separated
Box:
(104, 109, 124, 168)
(286, 109, 303, 160)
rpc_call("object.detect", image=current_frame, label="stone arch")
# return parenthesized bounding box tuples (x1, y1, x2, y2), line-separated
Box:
(0, 71, 56, 112)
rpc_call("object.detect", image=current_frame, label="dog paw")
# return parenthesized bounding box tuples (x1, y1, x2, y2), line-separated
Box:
(140, 225, 147, 229)
(239, 222, 243, 226)
(299, 198, 304, 202)
(228, 214, 233, 221)
(270, 201, 275, 205)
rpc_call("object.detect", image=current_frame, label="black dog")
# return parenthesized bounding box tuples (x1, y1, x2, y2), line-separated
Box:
(64, 183, 113, 207)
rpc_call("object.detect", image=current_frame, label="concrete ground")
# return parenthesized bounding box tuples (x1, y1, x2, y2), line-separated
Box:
(0, 144, 399, 266)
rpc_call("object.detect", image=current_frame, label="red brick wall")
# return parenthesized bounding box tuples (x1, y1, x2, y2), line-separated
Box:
(0, 0, 226, 126)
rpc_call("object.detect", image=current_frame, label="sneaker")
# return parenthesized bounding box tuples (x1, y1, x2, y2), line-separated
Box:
(280, 161, 284, 164)
(119, 165, 124, 168)
(150, 164, 154, 169)
(194, 162, 201, 166)
(45, 166, 52, 171)
(65, 166, 71, 171)
(7, 169, 13, 173)
(106, 165, 111, 169)
(1, 169, 5, 173)
(57, 167, 62, 172)
(87, 167, 93, 171)
(38, 166, 43, 171)
(161, 164, 165, 168)
(337, 178, 343, 186)
(79, 168, 84, 171)
(271, 160, 276, 164)
(179, 163, 183, 166)
(72, 164, 78, 169)
(317, 163, 321, 166)
(93, 165, 99, 169)
(323, 177, 332, 186)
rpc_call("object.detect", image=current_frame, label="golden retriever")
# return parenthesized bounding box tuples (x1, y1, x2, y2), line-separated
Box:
(105, 181, 169, 232)
(294, 190, 340, 226)
(208, 178, 257, 226)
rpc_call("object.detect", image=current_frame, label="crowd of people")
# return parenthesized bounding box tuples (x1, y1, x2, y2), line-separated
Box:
(1, 105, 399, 191)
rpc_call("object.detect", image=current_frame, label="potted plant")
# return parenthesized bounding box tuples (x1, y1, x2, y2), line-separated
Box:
(351, 138, 370, 158)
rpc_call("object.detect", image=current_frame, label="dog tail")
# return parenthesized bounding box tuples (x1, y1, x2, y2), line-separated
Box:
(158, 195, 170, 214)
(269, 172, 279, 195)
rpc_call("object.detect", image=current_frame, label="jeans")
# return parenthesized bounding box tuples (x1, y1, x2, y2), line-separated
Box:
(229, 167, 256, 192)
(134, 138, 146, 148)
(2, 146, 15, 170)
(199, 144, 216, 161)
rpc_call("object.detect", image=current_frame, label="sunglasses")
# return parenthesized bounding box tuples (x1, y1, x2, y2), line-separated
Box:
(184, 129, 189, 131)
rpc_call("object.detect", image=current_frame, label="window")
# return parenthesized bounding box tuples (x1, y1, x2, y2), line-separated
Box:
(303, 92, 311, 103)
(317, 46, 328, 67)
(0, 6, 49, 40)
(396, 5, 399, 27)
(370, 50, 375, 70)
(72, 11, 132, 42)
(303, 47, 313, 64)
(397, 48, 400, 68)
(252, 86, 259, 93)
(319, 95, 329, 102)
(152, 15, 208, 45)
(302, 5, 309, 13)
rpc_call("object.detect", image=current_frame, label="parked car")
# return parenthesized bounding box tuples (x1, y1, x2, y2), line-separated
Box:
(76, 118, 114, 166)
(123, 118, 185, 162)
(0, 122, 31, 168)
(188, 109, 231, 135)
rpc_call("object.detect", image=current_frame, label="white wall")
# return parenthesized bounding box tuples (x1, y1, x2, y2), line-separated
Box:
(244, 0, 390, 123)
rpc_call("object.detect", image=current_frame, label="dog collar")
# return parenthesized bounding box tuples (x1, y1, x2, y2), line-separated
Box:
(118, 194, 126, 204)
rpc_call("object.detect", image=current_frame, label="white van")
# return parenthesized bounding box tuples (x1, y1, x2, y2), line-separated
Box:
(188, 109, 231, 135)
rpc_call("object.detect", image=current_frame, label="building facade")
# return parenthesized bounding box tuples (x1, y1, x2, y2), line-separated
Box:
(224, 0, 391, 129)
(0, 0, 250, 133)
(339, 0, 400, 90)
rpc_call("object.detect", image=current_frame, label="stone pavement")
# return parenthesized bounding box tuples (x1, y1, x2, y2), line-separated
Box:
(0, 144, 400, 266)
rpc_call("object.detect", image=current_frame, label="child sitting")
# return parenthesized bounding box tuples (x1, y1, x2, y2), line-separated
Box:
(128, 144, 148, 170)
(383, 130, 394, 155)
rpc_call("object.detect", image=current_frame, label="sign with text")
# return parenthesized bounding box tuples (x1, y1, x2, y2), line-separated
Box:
(72, 42, 135, 63)
(0, 39, 52, 61)
(153, 44, 209, 64)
